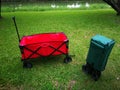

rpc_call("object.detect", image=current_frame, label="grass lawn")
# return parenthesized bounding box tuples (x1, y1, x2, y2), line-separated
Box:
(0, 9, 120, 90)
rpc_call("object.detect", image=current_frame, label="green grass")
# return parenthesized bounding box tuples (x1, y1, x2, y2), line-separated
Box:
(0, 9, 120, 90)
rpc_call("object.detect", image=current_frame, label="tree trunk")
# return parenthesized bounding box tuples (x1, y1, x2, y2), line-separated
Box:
(117, 0, 120, 15)
(0, 0, 1, 18)
(103, 0, 120, 15)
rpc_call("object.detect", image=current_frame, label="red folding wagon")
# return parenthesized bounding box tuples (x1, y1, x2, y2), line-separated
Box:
(12, 17, 72, 68)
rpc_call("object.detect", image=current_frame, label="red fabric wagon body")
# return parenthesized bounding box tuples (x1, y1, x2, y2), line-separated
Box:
(12, 16, 72, 68)
(19, 32, 69, 60)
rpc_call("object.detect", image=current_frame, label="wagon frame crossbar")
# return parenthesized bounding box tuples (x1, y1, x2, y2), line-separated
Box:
(20, 41, 69, 60)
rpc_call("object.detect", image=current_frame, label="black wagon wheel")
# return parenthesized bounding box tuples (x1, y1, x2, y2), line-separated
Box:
(82, 65, 87, 73)
(64, 56, 72, 63)
(82, 63, 93, 75)
(23, 61, 33, 68)
(92, 70, 101, 81)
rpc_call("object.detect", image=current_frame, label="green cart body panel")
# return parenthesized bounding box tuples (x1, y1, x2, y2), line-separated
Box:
(86, 35, 115, 71)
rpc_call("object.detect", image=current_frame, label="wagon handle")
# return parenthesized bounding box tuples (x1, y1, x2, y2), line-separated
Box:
(12, 16, 21, 42)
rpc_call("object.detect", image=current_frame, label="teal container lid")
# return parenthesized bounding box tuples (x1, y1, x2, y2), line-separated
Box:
(92, 35, 113, 45)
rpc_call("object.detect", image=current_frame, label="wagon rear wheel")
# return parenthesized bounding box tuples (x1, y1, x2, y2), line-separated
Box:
(64, 56, 72, 63)
(82, 63, 93, 75)
(23, 61, 33, 68)
(92, 70, 101, 81)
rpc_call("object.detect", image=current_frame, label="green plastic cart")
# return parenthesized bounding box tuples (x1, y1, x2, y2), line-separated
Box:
(82, 35, 115, 81)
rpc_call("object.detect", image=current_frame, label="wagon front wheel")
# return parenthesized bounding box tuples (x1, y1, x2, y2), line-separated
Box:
(64, 56, 72, 63)
(92, 70, 101, 81)
(23, 61, 33, 68)
(82, 65, 87, 73)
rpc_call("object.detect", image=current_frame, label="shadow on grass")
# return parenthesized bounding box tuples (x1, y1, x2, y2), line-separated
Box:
(0, 55, 68, 69)
(27, 55, 67, 67)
